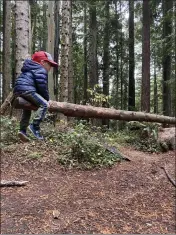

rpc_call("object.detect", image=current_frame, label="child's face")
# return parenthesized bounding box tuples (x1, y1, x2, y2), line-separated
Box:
(41, 61, 52, 72)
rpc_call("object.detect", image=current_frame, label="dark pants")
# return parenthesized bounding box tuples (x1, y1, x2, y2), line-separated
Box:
(18, 92, 48, 131)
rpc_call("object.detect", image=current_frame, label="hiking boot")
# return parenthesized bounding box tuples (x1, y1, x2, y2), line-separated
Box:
(28, 124, 44, 140)
(18, 130, 30, 142)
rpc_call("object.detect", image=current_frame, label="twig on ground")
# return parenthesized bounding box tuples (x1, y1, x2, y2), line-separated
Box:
(0, 180, 28, 187)
(160, 166, 176, 188)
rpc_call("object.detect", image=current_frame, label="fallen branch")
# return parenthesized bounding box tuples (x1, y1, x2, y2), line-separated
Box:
(10, 97, 176, 125)
(0, 180, 28, 187)
(161, 166, 176, 188)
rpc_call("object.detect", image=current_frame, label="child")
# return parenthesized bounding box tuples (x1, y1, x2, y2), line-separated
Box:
(13, 51, 58, 141)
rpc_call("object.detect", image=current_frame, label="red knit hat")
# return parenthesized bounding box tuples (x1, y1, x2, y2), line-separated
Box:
(32, 51, 58, 67)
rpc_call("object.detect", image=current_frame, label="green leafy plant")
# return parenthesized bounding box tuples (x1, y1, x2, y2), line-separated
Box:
(126, 122, 161, 153)
(57, 123, 121, 169)
(87, 85, 111, 107)
(1, 116, 19, 146)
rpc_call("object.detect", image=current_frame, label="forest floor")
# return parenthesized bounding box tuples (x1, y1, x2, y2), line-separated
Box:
(1, 145, 175, 234)
(1, 119, 176, 234)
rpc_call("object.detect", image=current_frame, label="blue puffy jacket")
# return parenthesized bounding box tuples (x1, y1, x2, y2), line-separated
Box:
(14, 59, 49, 101)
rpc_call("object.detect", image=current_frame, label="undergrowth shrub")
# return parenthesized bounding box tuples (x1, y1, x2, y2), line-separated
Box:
(125, 122, 162, 153)
(1, 116, 19, 147)
(45, 123, 122, 169)
(1, 116, 164, 169)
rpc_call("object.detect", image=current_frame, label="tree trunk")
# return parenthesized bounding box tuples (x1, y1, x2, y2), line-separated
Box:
(124, 77, 128, 110)
(88, 0, 97, 89)
(47, 1, 55, 100)
(68, 0, 73, 104)
(28, 2, 32, 55)
(128, 0, 135, 111)
(60, 1, 70, 103)
(141, 0, 151, 112)
(53, 0, 60, 101)
(31, 1, 37, 53)
(11, 3, 16, 88)
(114, 0, 119, 110)
(42, 1, 47, 51)
(15, 0, 30, 78)
(174, 0, 176, 117)
(59, 1, 71, 122)
(162, 0, 173, 116)
(11, 97, 176, 125)
(153, 47, 158, 114)
(83, 1, 88, 105)
(0, 1, 2, 81)
(119, 0, 123, 110)
(3, 0, 11, 102)
(102, 0, 110, 126)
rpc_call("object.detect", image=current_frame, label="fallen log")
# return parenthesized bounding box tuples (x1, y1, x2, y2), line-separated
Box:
(0, 180, 28, 187)
(3, 97, 176, 125)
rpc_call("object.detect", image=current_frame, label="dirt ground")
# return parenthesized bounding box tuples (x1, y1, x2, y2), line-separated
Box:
(1, 142, 176, 234)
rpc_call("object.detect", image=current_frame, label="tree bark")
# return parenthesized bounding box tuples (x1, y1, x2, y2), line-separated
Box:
(153, 47, 158, 114)
(0, 1, 2, 77)
(162, 0, 173, 116)
(31, 0, 37, 53)
(68, 0, 74, 104)
(60, 1, 70, 103)
(53, 0, 60, 101)
(174, 0, 176, 117)
(88, 0, 98, 89)
(102, 1, 110, 102)
(83, 1, 88, 105)
(11, 3, 16, 88)
(119, 0, 124, 111)
(28, 2, 32, 55)
(128, 0, 135, 111)
(59, 0, 71, 122)
(42, 1, 47, 51)
(3, 0, 11, 102)
(10, 97, 176, 124)
(114, 0, 119, 109)
(141, 0, 151, 112)
(47, 1, 55, 100)
(102, 0, 110, 127)
(15, 0, 30, 78)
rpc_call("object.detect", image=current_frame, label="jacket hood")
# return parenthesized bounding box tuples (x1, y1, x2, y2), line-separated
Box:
(21, 59, 47, 73)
